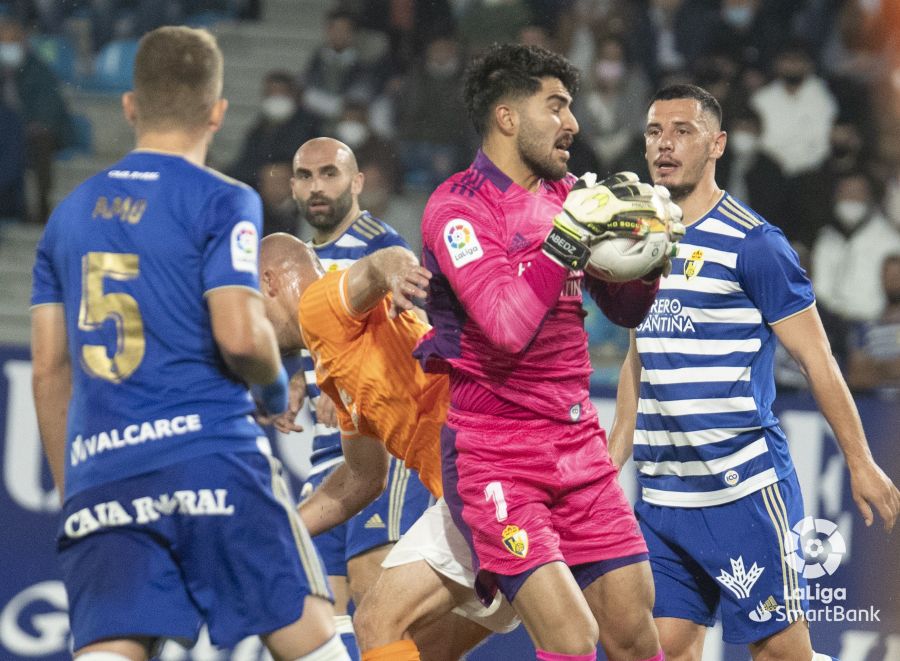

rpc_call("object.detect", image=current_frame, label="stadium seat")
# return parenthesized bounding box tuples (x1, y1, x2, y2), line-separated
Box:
(29, 34, 78, 84)
(83, 38, 138, 93)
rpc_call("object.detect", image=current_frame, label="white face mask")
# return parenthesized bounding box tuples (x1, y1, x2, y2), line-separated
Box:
(729, 130, 758, 156)
(722, 6, 754, 29)
(261, 95, 296, 122)
(834, 200, 869, 230)
(335, 120, 369, 149)
(0, 42, 24, 68)
(595, 59, 625, 83)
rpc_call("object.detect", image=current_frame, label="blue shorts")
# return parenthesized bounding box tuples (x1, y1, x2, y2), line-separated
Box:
(300, 456, 432, 576)
(58, 451, 332, 651)
(636, 473, 809, 645)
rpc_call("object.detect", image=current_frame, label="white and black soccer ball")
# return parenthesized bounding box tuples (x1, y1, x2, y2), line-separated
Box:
(585, 232, 672, 282)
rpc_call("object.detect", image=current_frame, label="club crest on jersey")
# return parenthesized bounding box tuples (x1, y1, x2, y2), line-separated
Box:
(444, 219, 483, 268)
(684, 248, 704, 279)
(502, 524, 529, 558)
(231, 220, 258, 274)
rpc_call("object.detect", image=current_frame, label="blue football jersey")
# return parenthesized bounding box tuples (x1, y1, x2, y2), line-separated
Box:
(304, 211, 411, 467)
(633, 193, 815, 507)
(31, 151, 267, 499)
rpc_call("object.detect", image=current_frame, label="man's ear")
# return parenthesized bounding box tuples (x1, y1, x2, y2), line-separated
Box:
(494, 103, 518, 137)
(122, 91, 137, 127)
(261, 269, 277, 297)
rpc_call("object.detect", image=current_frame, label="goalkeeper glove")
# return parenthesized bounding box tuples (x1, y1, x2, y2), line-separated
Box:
(542, 172, 665, 270)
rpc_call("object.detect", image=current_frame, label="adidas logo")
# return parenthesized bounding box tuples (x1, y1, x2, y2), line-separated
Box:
(364, 513, 386, 529)
(508, 232, 529, 253)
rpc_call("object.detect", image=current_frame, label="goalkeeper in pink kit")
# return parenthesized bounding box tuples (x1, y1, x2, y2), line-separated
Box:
(415, 44, 679, 661)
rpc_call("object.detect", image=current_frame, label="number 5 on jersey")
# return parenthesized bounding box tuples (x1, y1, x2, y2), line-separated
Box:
(79, 251, 145, 382)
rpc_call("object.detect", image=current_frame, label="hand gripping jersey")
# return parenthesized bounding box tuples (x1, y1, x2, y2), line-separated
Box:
(31, 151, 267, 499)
(416, 150, 658, 422)
(633, 193, 815, 507)
(298, 270, 445, 496)
(304, 211, 412, 469)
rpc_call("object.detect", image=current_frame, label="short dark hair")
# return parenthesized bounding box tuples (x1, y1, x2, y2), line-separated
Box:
(326, 9, 356, 26)
(133, 26, 223, 132)
(650, 84, 722, 128)
(463, 43, 580, 136)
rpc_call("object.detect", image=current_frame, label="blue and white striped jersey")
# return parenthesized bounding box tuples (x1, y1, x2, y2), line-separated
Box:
(303, 211, 411, 470)
(634, 193, 815, 507)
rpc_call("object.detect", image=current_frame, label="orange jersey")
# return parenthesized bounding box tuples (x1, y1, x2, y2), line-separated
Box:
(298, 270, 446, 497)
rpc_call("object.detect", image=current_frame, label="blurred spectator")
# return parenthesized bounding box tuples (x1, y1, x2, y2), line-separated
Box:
(846, 253, 900, 398)
(0, 16, 73, 223)
(517, 23, 554, 51)
(812, 171, 900, 322)
(336, 99, 403, 193)
(706, 0, 787, 73)
(884, 161, 900, 231)
(691, 48, 749, 119)
(0, 101, 24, 220)
(631, 0, 717, 85)
(751, 40, 839, 245)
(576, 34, 650, 173)
(344, 0, 454, 72)
(397, 35, 469, 190)
(301, 10, 376, 130)
(358, 161, 422, 252)
(716, 107, 786, 228)
(750, 41, 838, 178)
(228, 70, 319, 187)
(257, 161, 298, 236)
(455, 0, 533, 54)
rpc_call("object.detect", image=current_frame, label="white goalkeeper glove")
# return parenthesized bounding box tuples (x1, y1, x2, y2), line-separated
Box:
(542, 172, 667, 270)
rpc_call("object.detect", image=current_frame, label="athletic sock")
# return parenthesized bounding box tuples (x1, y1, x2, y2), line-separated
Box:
(334, 614, 359, 660)
(360, 639, 420, 661)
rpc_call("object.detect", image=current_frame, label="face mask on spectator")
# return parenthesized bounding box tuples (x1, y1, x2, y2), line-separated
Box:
(335, 120, 369, 149)
(729, 130, 758, 156)
(261, 95, 295, 122)
(722, 6, 754, 29)
(426, 58, 459, 78)
(834, 200, 869, 230)
(781, 71, 806, 87)
(595, 59, 625, 84)
(0, 43, 24, 68)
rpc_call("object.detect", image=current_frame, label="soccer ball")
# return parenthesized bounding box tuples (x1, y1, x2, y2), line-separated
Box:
(585, 233, 669, 282)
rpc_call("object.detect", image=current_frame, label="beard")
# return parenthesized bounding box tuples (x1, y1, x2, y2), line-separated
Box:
(664, 182, 697, 203)
(517, 116, 568, 181)
(297, 183, 354, 231)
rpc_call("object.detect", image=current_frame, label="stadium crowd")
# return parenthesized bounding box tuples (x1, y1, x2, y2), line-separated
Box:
(6, 0, 900, 397)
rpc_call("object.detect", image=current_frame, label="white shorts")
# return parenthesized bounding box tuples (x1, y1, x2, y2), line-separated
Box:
(382, 498, 520, 634)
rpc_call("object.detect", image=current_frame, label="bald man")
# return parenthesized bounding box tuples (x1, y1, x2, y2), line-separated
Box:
(260, 234, 518, 660)
(285, 138, 432, 658)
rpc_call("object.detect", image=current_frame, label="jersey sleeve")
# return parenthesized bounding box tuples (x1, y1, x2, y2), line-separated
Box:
(366, 225, 411, 252)
(738, 224, 815, 325)
(31, 214, 62, 306)
(298, 271, 377, 354)
(200, 185, 264, 294)
(421, 197, 568, 354)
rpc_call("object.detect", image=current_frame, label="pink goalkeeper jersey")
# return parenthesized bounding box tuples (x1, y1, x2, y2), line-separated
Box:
(416, 150, 659, 423)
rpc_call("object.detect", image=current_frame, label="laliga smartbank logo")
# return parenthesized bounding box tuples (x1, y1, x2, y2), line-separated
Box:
(783, 516, 847, 579)
(746, 516, 882, 624)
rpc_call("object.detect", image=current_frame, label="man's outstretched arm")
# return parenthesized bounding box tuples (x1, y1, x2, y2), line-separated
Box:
(775, 306, 900, 532)
(298, 433, 390, 536)
(345, 246, 431, 318)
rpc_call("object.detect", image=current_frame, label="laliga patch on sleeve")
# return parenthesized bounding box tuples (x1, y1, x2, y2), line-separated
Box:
(443, 219, 483, 268)
(231, 220, 258, 274)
